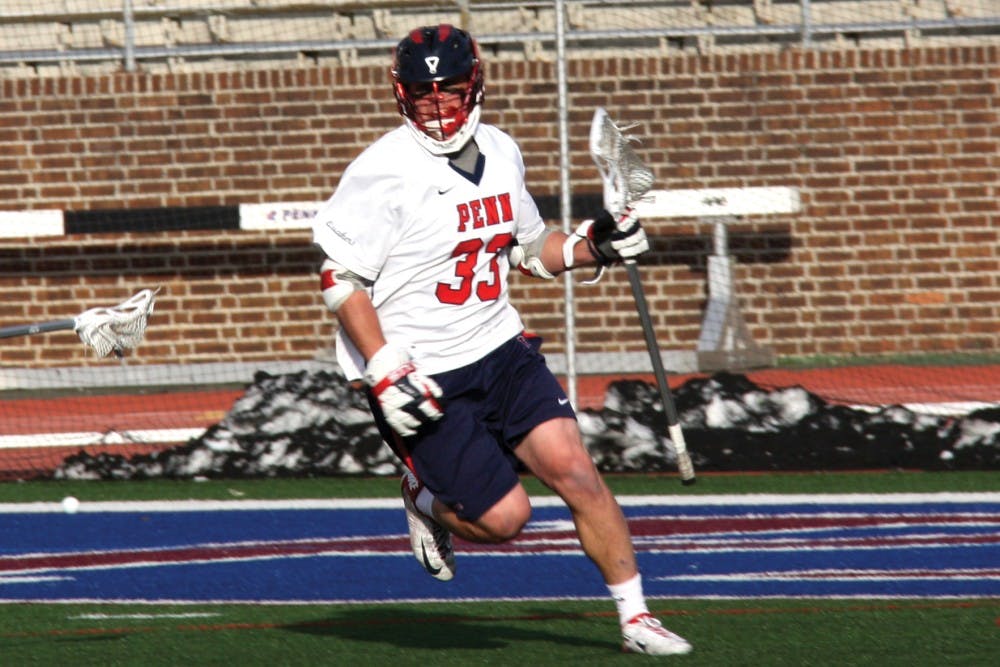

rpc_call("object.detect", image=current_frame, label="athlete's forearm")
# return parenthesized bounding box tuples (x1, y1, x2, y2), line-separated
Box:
(540, 229, 598, 274)
(334, 291, 387, 362)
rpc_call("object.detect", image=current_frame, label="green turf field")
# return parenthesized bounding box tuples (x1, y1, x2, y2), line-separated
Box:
(2, 471, 998, 666)
(2, 598, 998, 666)
(3, 469, 999, 503)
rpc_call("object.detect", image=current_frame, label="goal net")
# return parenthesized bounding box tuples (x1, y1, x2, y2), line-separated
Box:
(1, 1, 997, 480)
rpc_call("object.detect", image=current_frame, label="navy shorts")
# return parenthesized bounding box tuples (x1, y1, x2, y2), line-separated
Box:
(366, 334, 576, 521)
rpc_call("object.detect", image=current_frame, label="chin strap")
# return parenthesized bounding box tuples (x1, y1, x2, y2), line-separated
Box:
(405, 105, 482, 156)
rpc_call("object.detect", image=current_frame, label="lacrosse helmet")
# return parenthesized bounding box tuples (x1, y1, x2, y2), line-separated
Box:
(391, 24, 484, 155)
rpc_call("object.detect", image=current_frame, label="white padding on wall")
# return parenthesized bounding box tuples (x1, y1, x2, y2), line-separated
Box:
(0, 210, 65, 237)
(635, 187, 801, 219)
(238, 202, 321, 230)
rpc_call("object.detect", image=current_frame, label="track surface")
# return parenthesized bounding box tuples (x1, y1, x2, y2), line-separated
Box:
(2, 494, 998, 603)
(3, 365, 998, 478)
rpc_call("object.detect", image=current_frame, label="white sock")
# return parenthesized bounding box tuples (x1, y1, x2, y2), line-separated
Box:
(415, 486, 436, 518)
(607, 573, 649, 627)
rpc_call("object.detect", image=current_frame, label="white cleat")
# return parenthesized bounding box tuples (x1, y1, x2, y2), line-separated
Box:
(621, 613, 693, 656)
(401, 470, 455, 582)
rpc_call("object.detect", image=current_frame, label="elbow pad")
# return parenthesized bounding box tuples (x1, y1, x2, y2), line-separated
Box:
(319, 258, 368, 312)
(508, 230, 556, 280)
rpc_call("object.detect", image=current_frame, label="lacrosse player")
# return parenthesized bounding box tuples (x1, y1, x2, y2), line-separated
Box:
(312, 24, 691, 656)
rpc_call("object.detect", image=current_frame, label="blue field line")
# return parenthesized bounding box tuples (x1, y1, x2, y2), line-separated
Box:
(0, 508, 403, 552)
(1, 494, 998, 603)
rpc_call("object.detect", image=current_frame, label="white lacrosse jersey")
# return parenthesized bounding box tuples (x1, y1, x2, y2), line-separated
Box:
(312, 123, 547, 380)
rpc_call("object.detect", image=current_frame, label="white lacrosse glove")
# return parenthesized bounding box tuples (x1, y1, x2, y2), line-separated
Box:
(364, 344, 444, 437)
(588, 208, 649, 263)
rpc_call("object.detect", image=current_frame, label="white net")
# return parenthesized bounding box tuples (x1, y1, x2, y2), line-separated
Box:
(0, 1, 996, 480)
(74, 289, 157, 358)
(589, 107, 656, 216)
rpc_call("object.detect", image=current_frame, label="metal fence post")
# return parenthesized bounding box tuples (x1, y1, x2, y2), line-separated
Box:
(123, 0, 136, 72)
(802, 0, 813, 47)
(555, 0, 578, 408)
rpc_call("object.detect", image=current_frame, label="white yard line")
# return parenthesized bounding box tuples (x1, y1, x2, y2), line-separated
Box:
(1, 493, 999, 514)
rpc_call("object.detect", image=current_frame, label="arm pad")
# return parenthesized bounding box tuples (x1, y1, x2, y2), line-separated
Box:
(509, 229, 556, 280)
(562, 219, 595, 270)
(319, 258, 370, 312)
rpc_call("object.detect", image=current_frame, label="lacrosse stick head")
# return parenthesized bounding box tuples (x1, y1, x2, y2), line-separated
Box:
(589, 107, 655, 216)
(75, 288, 158, 358)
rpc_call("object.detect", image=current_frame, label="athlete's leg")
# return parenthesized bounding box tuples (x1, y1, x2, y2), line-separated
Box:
(428, 480, 531, 543)
(514, 416, 638, 585)
(368, 366, 533, 544)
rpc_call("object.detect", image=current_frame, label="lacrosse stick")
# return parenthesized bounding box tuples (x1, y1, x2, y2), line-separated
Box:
(0, 288, 158, 358)
(589, 107, 696, 485)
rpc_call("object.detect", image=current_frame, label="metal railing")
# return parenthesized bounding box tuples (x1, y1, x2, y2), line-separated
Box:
(0, 1, 996, 72)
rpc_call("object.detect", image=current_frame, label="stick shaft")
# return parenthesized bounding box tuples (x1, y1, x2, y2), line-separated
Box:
(588, 107, 695, 484)
(0, 318, 76, 340)
(623, 260, 697, 484)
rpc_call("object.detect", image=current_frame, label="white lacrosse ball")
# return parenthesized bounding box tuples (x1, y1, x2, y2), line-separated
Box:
(61, 496, 80, 514)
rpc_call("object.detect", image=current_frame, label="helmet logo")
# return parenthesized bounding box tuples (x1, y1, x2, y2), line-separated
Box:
(424, 56, 440, 75)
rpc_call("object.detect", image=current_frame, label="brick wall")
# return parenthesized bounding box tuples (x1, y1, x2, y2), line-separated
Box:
(0, 45, 997, 368)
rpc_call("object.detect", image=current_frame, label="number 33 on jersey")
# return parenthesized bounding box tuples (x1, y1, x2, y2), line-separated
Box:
(312, 123, 547, 379)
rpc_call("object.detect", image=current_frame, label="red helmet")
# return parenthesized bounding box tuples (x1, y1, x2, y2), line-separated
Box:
(391, 24, 485, 155)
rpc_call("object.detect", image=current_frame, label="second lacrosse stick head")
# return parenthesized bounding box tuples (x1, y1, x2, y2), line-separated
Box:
(75, 288, 159, 357)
